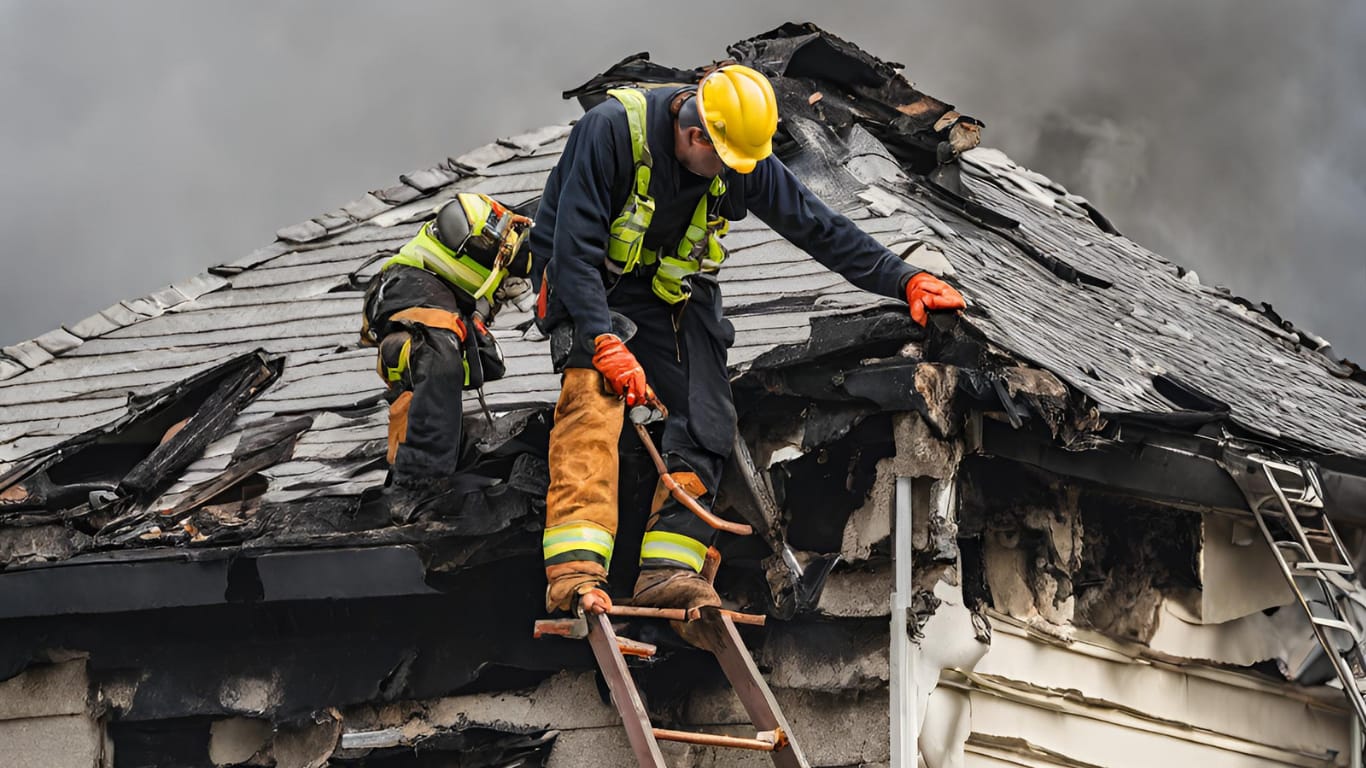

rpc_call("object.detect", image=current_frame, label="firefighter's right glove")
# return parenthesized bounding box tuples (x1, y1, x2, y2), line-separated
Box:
(905, 271, 966, 326)
(592, 334, 658, 407)
(578, 587, 613, 615)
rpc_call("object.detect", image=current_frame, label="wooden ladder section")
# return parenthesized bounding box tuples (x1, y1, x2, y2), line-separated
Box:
(534, 606, 810, 767)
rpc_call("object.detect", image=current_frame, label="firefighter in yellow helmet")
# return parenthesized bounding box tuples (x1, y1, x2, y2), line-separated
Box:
(531, 65, 965, 631)
(360, 193, 533, 523)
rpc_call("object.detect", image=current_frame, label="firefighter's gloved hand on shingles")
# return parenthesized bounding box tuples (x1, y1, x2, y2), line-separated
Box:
(592, 333, 659, 408)
(905, 271, 966, 326)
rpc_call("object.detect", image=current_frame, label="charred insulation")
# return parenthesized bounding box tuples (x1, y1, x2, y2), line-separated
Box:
(1073, 492, 1201, 642)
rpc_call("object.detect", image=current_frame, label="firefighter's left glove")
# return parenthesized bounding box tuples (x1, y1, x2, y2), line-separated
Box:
(592, 334, 658, 407)
(905, 271, 966, 326)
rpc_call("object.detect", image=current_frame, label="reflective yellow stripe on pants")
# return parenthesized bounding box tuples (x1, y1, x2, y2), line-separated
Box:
(640, 530, 708, 572)
(543, 522, 615, 569)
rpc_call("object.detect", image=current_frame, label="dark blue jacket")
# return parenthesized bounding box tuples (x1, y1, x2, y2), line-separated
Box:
(531, 86, 918, 338)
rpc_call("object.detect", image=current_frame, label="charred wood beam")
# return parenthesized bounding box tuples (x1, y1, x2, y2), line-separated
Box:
(744, 309, 920, 372)
(2, 558, 579, 722)
(119, 352, 281, 505)
(723, 433, 839, 619)
(978, 418, 1249, 514)
(158, 416, 313, 522)
(0, 545, 437, 619)
(0, 351, 282, 518)
(334, 727, 557, 766)
(982, 417, 1366, 525)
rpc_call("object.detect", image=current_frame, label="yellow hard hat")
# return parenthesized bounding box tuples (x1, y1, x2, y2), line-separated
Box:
(695, 64, 778, 174)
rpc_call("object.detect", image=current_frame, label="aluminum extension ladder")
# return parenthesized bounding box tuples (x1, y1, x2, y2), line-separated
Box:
(534, 605, 809, 767)
(1223, 448, 1366, 727)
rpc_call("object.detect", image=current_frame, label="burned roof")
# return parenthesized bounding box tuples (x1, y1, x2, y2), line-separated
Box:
(0, 22, 1363, 570)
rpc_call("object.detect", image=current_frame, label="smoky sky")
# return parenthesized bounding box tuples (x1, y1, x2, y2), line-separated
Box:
(2, 0, 1363, 360)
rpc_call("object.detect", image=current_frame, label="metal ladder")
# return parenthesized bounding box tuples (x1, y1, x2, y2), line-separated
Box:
(1223, 447, 1366, 726)
(534, 605, 810, 767)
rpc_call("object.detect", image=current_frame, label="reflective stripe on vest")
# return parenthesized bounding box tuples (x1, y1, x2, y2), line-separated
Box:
(604, 88, 730, 305)
(386, 221, 496, 299)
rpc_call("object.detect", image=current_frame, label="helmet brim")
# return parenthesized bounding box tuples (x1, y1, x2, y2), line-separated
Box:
(703, 122, 769, 175)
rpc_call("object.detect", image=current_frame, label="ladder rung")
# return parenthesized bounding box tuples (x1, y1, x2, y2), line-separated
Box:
(532, 618, 584, 639)
(530, 620, 658, 658)
(534, 608, 809, 766)
(1312, 617, 1363, 641)
(1274, 541, 1310, 555)
(1272, 521, 1327, 537)
(652, 727, 783, 752)
(1294, 562, 1356, 575)
(616, 636, 657, 658)
(1229, 450, 1366, 729)
(608, 604, 767, 627)
(1258, 505, 1324, 524)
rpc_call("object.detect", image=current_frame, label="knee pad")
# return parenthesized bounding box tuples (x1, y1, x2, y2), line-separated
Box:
(377, 330, 414, 392)
(389, 307, 472, 387)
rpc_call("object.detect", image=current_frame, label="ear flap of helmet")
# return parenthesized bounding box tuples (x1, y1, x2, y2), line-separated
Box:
(432, 198, 474, 254)
(432, 193, 508, 268)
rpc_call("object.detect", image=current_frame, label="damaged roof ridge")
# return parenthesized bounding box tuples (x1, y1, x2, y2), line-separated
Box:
(2, 22, 1364, 563)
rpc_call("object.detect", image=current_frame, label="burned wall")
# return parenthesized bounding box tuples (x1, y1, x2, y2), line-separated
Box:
(1073, 492, 1201, 642)
(960, 456, 1201, 642)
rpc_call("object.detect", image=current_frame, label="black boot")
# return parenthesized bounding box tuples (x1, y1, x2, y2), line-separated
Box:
(362, 475, 461, 525)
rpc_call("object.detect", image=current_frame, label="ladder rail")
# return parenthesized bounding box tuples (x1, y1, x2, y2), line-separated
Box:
(585, 611, 669, 767)
(538, 608, 809, 768)
(709, 611, 810, 768)
(1251, 501, 1366, 726)
(1258, 460, 1366, 650)
(1264, 465, 1330, 561)
(1232, 451, 1366, 728)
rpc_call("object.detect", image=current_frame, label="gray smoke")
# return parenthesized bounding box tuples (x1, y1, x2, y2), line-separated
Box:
(2, 1, 1362, 359)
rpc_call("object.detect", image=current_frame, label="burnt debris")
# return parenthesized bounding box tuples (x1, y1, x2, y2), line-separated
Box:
(0, 21, 1362, 768)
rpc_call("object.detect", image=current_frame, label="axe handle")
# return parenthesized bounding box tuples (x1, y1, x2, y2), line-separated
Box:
(633, 423, 753, 536)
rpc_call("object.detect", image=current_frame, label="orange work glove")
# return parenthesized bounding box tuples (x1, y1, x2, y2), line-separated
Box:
(905, 272, 966, 326)
(578, 587, 613, 615)
(592, 334, 658, 407)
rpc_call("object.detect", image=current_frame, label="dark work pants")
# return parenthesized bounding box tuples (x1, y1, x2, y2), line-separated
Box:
(363, 265, 467, 486)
